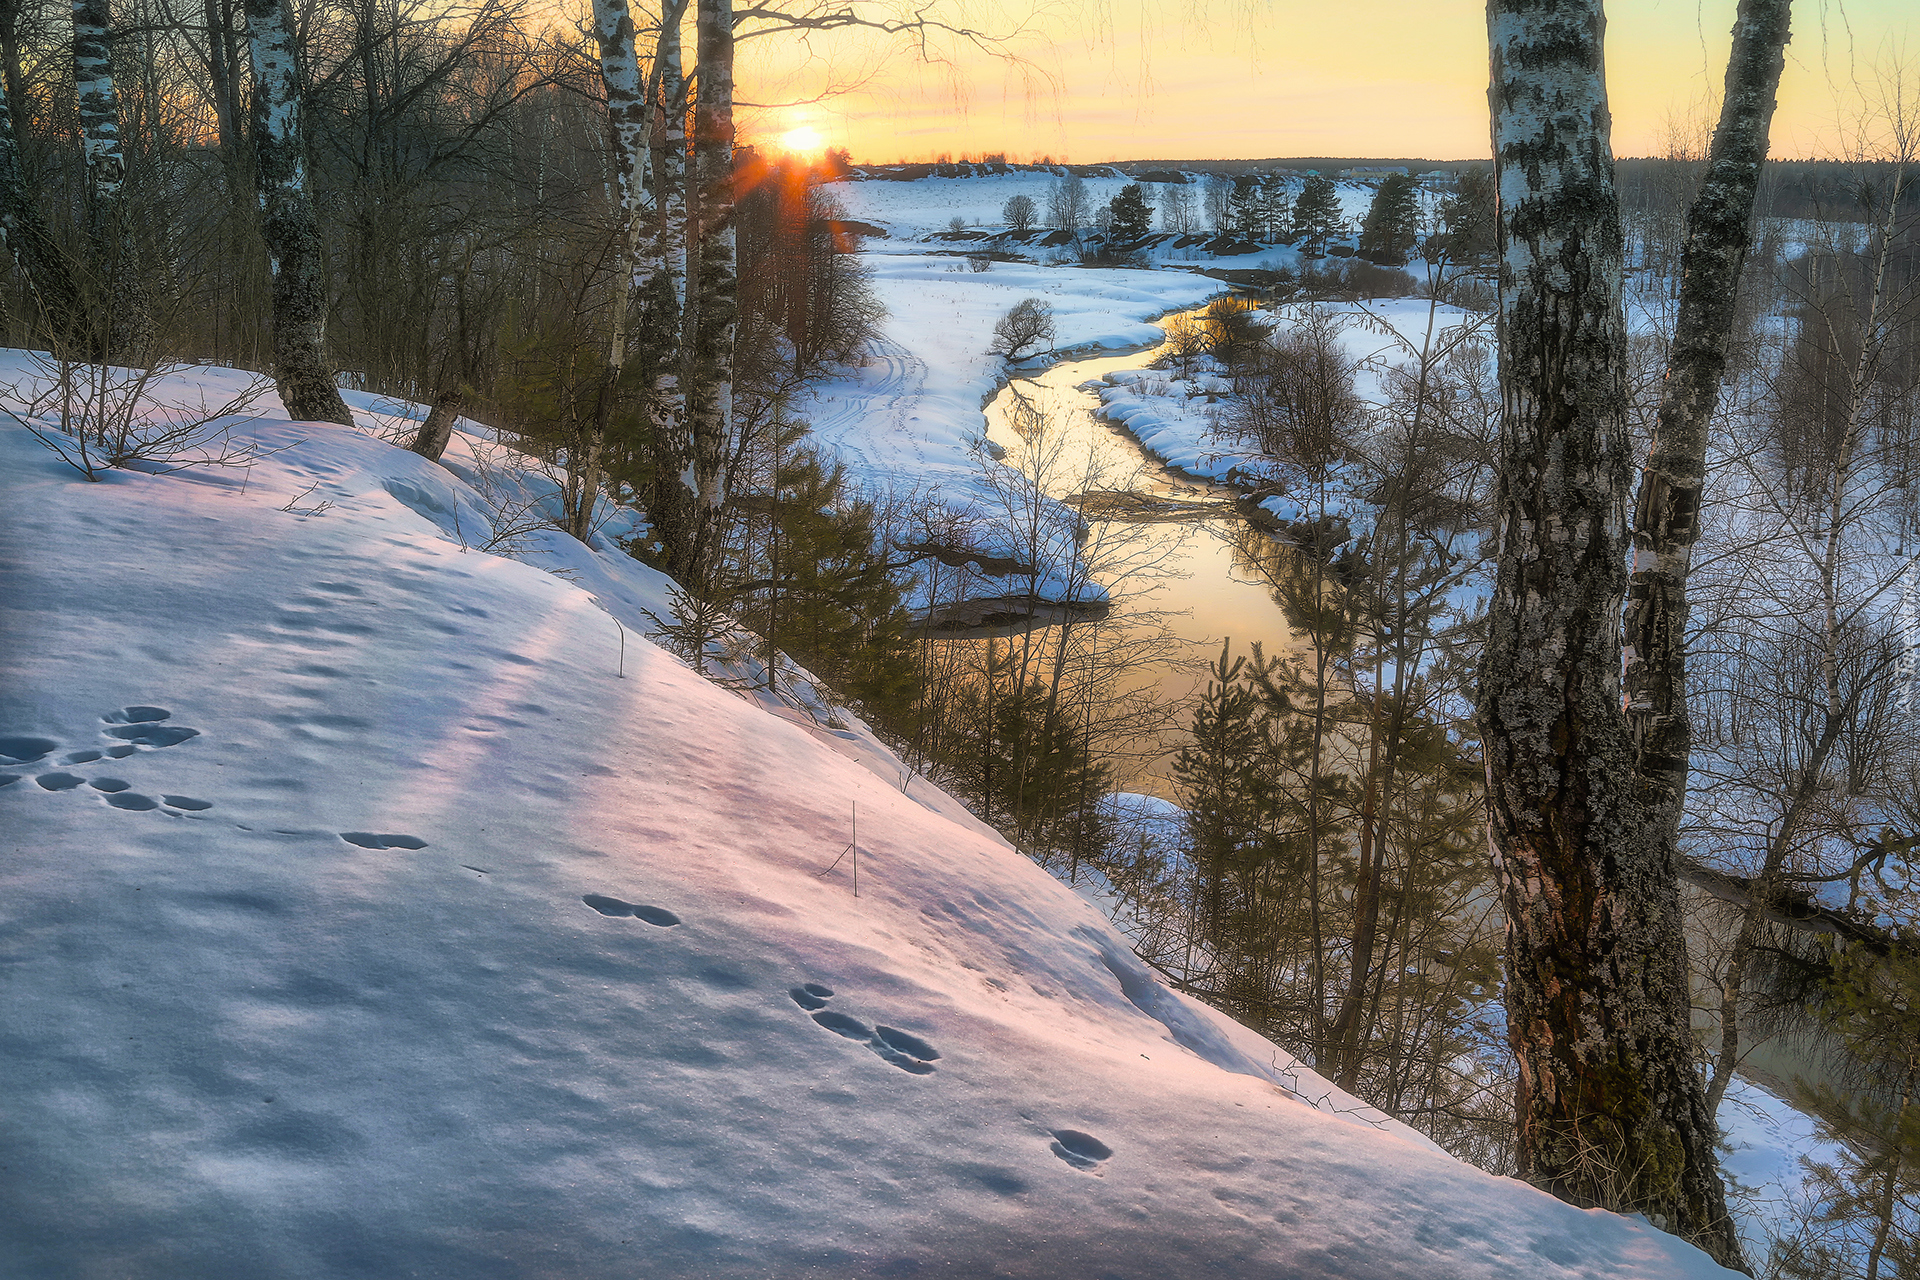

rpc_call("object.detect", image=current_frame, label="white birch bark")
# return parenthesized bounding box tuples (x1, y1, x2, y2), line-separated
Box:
(1480, 0, 1743, 1267)
(1624, 0, 1790, 827)
(682, 0, 735, 584)
(639, 0, 697, 573)
(72, 0, 122, 202)
(72, 0, 149, 357)
(245, 0, 352, 424)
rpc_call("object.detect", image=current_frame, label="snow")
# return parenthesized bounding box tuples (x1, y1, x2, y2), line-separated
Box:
(790, 168, 1446, 613)
(791, 248, 1219, 608)
(0, 352, 1744, 1278)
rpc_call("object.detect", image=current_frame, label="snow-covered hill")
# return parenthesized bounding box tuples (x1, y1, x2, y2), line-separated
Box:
(0, 356, 1742, 1278)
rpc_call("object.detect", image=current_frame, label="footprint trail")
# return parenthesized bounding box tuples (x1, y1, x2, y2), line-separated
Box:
(790, 984, 941, 1074)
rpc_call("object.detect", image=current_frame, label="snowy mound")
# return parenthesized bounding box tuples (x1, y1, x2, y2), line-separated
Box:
(0, 358, 1736, 1278)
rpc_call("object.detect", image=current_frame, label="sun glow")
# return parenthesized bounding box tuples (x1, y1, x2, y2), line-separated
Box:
(777, 126, 825, 158)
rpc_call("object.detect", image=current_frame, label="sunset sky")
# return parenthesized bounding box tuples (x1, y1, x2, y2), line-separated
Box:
(735, 0, 1916, 162)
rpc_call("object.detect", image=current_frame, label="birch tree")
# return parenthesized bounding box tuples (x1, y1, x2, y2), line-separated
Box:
(1623, 0, 1790, 902)
(641, 0, 696, 571)
(1479, 0, 1742, 1265)
(245, 0, 351, 424)
(581, 0, 650, 543)
(683, 0, 736, 584)
(72, 0, 151, 358)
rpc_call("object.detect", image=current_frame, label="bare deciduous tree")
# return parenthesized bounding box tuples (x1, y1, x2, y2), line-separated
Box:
(989, 297, 1053, 360)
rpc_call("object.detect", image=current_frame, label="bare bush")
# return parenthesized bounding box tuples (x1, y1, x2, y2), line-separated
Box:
(989, 298, 1055, 359)
(1, 356, 274, 481)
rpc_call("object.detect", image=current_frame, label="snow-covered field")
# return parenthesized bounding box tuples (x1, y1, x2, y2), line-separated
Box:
(799, 169, 1450, 561)
(0, 351, 1749, 1278)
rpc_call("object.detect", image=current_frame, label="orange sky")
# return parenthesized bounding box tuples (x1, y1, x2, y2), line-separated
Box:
(733, 0, 1916, 162)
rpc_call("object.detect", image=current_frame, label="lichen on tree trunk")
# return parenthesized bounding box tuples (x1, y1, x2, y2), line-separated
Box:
(1480, 0, 1744, 1268)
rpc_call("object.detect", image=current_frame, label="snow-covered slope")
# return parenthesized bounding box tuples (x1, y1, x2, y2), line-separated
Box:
(0, 360, 1739, 1278)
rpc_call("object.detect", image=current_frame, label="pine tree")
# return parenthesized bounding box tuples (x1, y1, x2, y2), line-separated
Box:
(1227, 176, 1261, 241)
(1290, 175, 1343, 254)
(1778, 939, 1920, 1280)
(1173, 644, 1274, 945)
(1258, 180, 1290, 242)
(1356, 173, 1420, 266)
(731, 443, 918, 730)
(1434, 166, 1496, 263)
(1107, 183, 1152, 241)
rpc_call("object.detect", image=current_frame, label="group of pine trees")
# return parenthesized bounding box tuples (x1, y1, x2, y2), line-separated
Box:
(1023, 168, 1427, 261)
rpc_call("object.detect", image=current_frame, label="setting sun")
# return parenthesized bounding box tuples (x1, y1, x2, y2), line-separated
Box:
(777, 125, 824, 158)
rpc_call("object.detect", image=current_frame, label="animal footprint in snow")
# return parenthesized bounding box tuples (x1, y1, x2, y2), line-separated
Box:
(101, 707, 200, 750)
(1, 711, 213, 818)
(1048, 1130, 1112, 1172)
(19, 768, 206, 816)
(789, 982, 834, 1010)
(341, 833, 428, 850)
(0, 737, 59, 770)
(790, 984, 941, 1074)
(581, 894, 679, 926)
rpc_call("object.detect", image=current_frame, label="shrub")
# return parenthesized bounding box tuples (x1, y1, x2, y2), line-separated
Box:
(2, 354, 273, 482)
(989, 298, 1055, 360)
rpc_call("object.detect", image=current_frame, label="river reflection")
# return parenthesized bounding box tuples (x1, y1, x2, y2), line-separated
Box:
(979, 310, 1311, 791)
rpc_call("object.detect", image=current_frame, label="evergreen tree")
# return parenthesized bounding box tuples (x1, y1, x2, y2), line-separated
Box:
(1173, 644, 1275, 944)
(1258, 180, 1291, 242)
(943, 641, 1108, 848)
(1777, 937, 1920, 1280)
(1434, 166, 1496, 262)
(1356, 173, 1420, 265)
(1290, 175, 1343, 254)
(1227, 176, 1262, 241)
(1107, 183, 1153, 241)
(730, 443, 919, 729)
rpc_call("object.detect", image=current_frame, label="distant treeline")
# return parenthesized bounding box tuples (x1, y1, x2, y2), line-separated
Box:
(858, 156, 1920, 226)
(1616, 157, 1920, 221)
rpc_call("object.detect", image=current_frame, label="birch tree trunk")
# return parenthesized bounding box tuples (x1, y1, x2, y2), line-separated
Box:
(245, 0, 352, 425)
(1624, 0, 1790, 845)
(72, 0, 149, 359)
(682, 0, 735, 586)
(576, 0, 655, 543)
(641, 0, 698, 574)
(1480, 0, 1743, 1267)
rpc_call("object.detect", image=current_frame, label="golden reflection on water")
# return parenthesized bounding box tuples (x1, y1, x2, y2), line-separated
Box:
(976, 309, 1314, 795)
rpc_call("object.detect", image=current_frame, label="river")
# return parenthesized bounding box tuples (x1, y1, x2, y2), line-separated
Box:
(978, 307, 1308, 791)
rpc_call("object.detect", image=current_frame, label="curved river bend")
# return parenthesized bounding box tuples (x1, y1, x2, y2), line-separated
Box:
(977, 310, 1306, 787)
